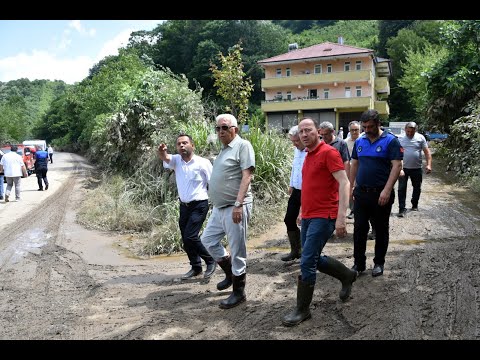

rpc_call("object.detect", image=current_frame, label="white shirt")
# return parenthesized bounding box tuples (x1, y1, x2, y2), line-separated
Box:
(48, 146, 53, 154)
(0, 151, 25, 177)
(290, 147, 307, 190)
(163, 154, 212, 203)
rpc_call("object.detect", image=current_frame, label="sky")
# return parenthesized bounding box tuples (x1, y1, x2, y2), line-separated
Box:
(0, 20, 163, 84)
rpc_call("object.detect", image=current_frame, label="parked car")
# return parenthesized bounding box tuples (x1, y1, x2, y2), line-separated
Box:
(425, 132, 448, 141)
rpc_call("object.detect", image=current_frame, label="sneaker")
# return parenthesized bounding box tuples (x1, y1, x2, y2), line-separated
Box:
(372, 264, 384, 277)
(351, 264, 365, 275)
(38, 188, 43, 191)
(411, 206, 418, 211)
(397, 209, 407, 217)
(45, 184, 49, 190)
(16, 198, 21, 201)
(4, 194, 9, 202)
(347, 211, 354, 219)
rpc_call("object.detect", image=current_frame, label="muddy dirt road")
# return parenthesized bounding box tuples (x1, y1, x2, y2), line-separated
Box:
(0, 152, 479, 340)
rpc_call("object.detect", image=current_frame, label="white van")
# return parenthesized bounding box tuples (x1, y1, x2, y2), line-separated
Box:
(23, 140, 47, 151)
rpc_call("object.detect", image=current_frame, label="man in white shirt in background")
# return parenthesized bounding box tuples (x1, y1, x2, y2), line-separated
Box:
(281, 125, 307, 262)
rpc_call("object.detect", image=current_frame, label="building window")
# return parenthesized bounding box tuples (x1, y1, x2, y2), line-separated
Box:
(324, 89, 330, 99)
(287, 91, 292, 100)
(276, 68, 282, 77)
(344, 62, 350, 72)
(356, 61, 362, 70)
(276, 91, 282, 100)
(356, 86, 362, 97)
(345, 87, 351, 98)
(327, 64, 332, 73)
(314, 64, 322, 74)
(286, 68, 291, 77)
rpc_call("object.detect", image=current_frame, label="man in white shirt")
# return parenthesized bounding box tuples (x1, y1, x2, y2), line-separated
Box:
(0, 145, 28, 202)
(281, 125, 306, 261)
(158, 134, 216, 280)
(397, 122, 432, 217)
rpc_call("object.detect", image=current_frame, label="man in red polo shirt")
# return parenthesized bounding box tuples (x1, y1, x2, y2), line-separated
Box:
(282, 117, 356, 327)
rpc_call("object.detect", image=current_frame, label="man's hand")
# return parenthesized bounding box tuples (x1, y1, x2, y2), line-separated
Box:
(158, 143, 168, 153)
(425, 165, 432, 174)
(232, 207, 243, 224)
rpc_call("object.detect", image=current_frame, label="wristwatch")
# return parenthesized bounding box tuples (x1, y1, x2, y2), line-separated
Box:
(234, 201, 243, 208)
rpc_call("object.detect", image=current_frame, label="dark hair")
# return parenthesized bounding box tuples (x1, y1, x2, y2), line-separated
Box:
(360, 109, 380, 125)
(176, 133, 194, 145)
(10, 145, 18, 152)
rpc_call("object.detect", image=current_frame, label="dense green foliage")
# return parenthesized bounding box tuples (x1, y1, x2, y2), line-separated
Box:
(0, 79, 68, 143)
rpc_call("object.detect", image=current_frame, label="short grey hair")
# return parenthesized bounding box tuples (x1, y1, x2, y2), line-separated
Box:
(288, 125, 299, 137)
(405, 121, 417, 129)
(349, 121, 360, 129)
(216, 113, 238, 127)
(319, 121, 334, 132)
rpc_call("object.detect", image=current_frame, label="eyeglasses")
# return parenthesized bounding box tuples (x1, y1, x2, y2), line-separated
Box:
(215, 125, 235, 132)
(350, 129, 360, 132)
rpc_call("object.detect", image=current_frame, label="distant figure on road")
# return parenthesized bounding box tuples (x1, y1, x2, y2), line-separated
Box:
(337, 127, 344, 139)
(0, 150, 4, 200)
(158, 134, 216, 281)
(0, 145, 28, 202)
(48, 145, 54, 163)
(34, 145, 49, 191)
(397, 121, 432, 217)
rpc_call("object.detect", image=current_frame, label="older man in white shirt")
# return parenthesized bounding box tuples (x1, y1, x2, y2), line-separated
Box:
(0, 145, 28, 202)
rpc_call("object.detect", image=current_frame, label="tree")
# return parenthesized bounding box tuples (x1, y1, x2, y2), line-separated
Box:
(210, 43, 253, 124)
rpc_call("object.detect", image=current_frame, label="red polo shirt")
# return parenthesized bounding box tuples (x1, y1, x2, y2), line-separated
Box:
(301, 141, 345, 219)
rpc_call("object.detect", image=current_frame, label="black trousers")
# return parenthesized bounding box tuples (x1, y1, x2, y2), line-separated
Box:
(398, 168, 423, 210)
(36, 168, 49, 189)
(179, 199, 214, 269)
(284, 188, 301, 231)
(353, 187, 394, 268)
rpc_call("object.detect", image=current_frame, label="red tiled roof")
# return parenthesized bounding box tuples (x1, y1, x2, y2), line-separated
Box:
(258, 42, 374, 64)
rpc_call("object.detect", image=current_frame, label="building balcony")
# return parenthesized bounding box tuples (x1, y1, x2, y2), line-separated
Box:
(374, 101, 389, 115)
(261, 70, 372, 89)
(261, 96, 373, 112)
(375, 77, 390, 95)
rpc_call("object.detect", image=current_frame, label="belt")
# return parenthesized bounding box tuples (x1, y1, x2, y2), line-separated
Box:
(358, 186, 383, 193)
(179, 199, 207, 207)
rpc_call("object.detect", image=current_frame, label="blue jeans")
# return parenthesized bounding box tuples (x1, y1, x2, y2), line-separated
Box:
(300, 217, 336, 284)
(0, 175, 4, 197)
(398, 168, 423, 211)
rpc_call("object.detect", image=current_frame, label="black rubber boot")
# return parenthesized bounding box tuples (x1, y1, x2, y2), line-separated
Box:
(219, 273, 246, 309)
(317, 256, 356, 301)
(216, 255, 233, 291)
(281, 229, 301, 261)
(282, 275, 315, 327)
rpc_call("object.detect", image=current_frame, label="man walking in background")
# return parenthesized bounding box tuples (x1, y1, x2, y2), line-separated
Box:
(48, 145, 54, 164)
(159, 134, 216, 280)
(397, 121, 432, 217)
(281, 125, 306, 262)
(201, 114, 255, 309)
(0, 145, 28, 202)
